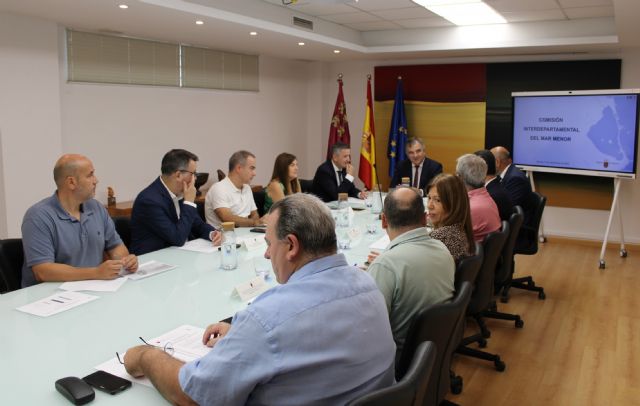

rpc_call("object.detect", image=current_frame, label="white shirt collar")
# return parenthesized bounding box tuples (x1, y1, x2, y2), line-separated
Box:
(159, 176, 180, 201)
(499, 164, 510, 180)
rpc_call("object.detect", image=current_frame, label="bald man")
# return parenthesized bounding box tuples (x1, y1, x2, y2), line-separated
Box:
(490, 146, 533, 213)
(21, 154, 138, 287)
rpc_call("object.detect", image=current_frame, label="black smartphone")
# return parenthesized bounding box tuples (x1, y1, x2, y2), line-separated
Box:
(250, 227, 266, 233)
(83, 371, 132, 395)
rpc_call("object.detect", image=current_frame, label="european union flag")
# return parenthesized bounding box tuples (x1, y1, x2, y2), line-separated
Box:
(387, 78, 408, 177)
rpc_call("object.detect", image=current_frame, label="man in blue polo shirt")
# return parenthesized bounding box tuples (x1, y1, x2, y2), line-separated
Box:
(21, 154, 138, 287)
(124, 194, 395, 405)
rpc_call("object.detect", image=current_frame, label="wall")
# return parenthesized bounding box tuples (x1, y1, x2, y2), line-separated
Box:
(0, 13, 63, 238)
(324, 52, 640, 243)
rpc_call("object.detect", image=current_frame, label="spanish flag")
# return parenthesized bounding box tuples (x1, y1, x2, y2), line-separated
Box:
(358, 75, 376, 190)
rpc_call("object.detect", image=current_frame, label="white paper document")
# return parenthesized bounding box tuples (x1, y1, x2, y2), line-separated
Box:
(177, 238, 217, 253)
(347, 197, 366, 210)
(238, 235, 266, 251)
(369, 234, 390, 251)
(97, 325, 211, 388)
(16, 291, 99, 317)
(233, 276, 268, 302)
(127, 260, 176, 280)
(59, 277, 127, 292)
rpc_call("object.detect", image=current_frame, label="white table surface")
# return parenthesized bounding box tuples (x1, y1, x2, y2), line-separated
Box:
(0, 209, 385, 404)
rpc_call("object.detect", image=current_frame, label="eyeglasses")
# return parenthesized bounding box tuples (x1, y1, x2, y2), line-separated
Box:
(116, 337, 175, 364)
(179, 169, 198, 177)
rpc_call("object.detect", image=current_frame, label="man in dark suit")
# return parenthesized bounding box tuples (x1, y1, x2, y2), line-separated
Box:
(130, 149, 221, 255)
(312, 142, 367, 202)
(390, 137, 442, 191)
(490, 146, 532, 211)
(475, 149, 513, 221)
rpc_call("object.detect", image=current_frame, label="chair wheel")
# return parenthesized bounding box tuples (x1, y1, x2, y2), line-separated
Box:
(450, 375, 463, 394)
(500, 295, 509, 303)
(495, 359, 506, 372)
(478, 338, 487, 348)
(515, 319, 524, 328)
(538, 291, 546, 300)
(620, 249, 627, 258)
(482, 329, 491, 339)
(599, 259, 605, 269)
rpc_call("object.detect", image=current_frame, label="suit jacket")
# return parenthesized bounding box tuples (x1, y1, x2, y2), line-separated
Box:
(390, 158, 443, 190)
(501, 164, 532, 209)
(312, 160, 361, 202)
(130, 177, 214, 255)
(486, 177, 514, 221)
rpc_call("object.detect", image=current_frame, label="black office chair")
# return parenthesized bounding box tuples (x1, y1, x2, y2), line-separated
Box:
(347, 341, 437, 406)
(502, 192, 547, 300)
(397, 282, 473, 406)
(253, 188, 266, 217)
(450, 243, 483, 395)
(0, 238, 24, 293)
(112, 216, 132, 249)
(456, 223, 509, 372)
(483, 208, 524, 328)
(299, 179, 314, 193)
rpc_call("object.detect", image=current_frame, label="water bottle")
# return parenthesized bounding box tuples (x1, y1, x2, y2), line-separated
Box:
(337, 193, 349, 228)
(220, 222, 238, 270)
(371, 186, 382, 215)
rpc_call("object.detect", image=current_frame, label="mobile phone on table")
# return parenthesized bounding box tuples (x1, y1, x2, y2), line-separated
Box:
(83, 370, 132, 395)
(250, 227, 266, 233)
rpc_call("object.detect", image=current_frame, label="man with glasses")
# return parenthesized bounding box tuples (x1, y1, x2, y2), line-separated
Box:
(124, 194, 396, 405)
(21, 154, 138, 287)
(130, 149, 221, 255)
(205, 150, 266, 228)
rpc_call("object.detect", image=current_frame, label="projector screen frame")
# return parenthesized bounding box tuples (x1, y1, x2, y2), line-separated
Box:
(511, 88, 640, 180)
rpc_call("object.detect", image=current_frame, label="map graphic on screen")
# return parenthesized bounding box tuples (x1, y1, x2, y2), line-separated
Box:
(512, 90, 639, 178)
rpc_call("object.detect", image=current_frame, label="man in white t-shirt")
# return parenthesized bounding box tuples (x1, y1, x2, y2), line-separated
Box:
(205, 150, 267, 228)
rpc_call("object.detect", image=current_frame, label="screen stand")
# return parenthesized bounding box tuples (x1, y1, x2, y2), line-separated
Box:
(527, 171, 546, 243)
(599, 177, 628, 269)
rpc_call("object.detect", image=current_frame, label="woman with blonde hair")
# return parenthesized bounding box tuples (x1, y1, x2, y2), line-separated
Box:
(426, 173, 475, 262)
(264, 153, 301, 213)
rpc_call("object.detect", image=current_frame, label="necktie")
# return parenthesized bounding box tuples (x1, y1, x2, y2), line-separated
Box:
(496, 175, 502, 182)
(337, 170, 343, 184)
(412, 165, 420, 188)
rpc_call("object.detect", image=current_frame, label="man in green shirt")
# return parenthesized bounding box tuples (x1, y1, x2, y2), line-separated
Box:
(368, 187, 455, 359)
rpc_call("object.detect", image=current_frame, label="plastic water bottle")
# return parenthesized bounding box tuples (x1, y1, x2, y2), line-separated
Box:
(220, 222, 238, 270)
(337, 193, 349, 228)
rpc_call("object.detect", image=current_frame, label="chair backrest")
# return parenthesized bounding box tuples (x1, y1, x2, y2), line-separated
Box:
(467, 222, 509, 315)
(299, 179, 314, 194)
(397, 282, 473, 406)
(516, 192, 546, 255)
(216, 169, 226, 181)
(346, 341, 437, 406)
(494, 206, 524, 286)
(0, 238, 24, 293)
(112, 216, 131, 249)
(253, 188, 267, 217)
(454, 242, 483, 292)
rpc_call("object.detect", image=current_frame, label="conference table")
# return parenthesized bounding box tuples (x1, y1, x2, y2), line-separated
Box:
(0, 205, 388, 405)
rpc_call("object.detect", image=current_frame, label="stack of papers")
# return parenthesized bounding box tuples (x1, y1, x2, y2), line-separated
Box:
(16, 291, 99, 317)
(96, 325, 211, 387)
(127, 260, 176, 280)
(177, 238, 217, 253)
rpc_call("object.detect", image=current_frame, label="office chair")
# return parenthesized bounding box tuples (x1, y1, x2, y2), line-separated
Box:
(299, 179, 314, 193)
(253, 188, 266, 217)
(346, 341, 437, 406)
(112, 216, 132, 249)
(397, 282, 473, 406)
(0, 238, 24, 293)
(194, 172, 209, 197)
(450, 243, 483, 395)
(483, 208, 524, 328)
(456, 223, 509, 372)
(216, 169, 226, 181)
(502, 192, 547, 301)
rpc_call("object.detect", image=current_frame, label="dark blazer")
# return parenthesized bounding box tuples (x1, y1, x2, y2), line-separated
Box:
(312, 160, 361, 202)
(486, 177, 514, 221)
(130, 177, 215, 255)
(501, 164, 532, 209)
(390, 158, 443, 190)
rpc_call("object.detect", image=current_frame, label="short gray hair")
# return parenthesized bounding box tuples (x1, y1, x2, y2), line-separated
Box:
(228, 150, 255, 172)
(456, 153, 487, 189)
(406, 137, 424, 150)
(269, 194, 337, 257)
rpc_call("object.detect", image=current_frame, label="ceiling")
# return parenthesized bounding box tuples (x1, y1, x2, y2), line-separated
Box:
(1, 0, 639, 61)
